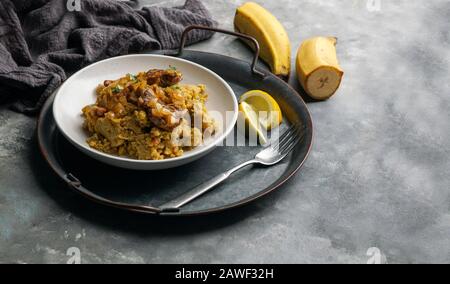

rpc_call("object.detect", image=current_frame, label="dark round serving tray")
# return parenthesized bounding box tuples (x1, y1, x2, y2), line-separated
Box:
(37, 28, 313, 216)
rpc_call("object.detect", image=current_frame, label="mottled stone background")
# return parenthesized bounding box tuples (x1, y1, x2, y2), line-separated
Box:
(0, 0, 449, 263)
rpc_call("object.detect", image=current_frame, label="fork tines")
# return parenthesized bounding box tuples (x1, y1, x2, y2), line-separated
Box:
(271, 124, 305, 155)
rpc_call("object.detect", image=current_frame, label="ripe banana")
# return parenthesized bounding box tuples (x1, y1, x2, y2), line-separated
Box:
(296, 37, 344, 100)
(234, 2, 291, 79)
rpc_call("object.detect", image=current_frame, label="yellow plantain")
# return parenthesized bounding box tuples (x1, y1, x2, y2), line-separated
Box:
(234, 2, 291, 79)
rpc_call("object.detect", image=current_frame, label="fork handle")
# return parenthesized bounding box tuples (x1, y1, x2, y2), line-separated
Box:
(160, 159, 259, 209)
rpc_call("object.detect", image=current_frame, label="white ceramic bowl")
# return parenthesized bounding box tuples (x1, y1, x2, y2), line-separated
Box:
(53, 54, 238, 170)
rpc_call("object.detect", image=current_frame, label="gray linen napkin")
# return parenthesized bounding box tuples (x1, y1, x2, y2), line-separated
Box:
(0, 0, 216, 114)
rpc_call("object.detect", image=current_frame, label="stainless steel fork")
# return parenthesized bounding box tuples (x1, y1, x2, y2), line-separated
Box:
(160, 125, 305, 209)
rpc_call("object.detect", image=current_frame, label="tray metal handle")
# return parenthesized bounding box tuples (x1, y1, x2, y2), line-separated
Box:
(65, 173, 163, 214)
(178, 25, 266, 78)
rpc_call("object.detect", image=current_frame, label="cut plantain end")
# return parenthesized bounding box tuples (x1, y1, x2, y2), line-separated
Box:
(296, 36, 344, 100)
(306, 66, 344, 100)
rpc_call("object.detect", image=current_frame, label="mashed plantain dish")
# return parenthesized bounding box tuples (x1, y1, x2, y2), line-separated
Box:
(82, 68, 216, 160)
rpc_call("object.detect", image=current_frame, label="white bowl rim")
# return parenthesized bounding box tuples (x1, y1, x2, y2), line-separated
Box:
(52, 54, 239, 165)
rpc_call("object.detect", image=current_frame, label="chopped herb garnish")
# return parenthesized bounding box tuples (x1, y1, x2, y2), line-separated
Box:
(112, 85, 123, 94)
(171, 85, 181, 90)
(169, 65, 177, 70)
(128, 73, 137, 81)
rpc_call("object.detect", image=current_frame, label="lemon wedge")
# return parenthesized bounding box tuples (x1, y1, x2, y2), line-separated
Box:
(239, 90, 283, 130)
(239, 90, 283, 145)
(239, 101, 268, 145)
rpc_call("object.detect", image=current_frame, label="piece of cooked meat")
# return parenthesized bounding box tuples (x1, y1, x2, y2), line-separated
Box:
(94, 114, 125, 147)
(103, 80, 114, 87)
(139, 88, 187, 130)
(146, 69, 182, 87)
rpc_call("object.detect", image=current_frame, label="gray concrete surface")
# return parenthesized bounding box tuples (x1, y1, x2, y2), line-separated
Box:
(1, 0, 450, 264)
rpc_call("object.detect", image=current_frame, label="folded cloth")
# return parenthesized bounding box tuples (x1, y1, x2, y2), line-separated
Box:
(0, 0, 216, 114)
